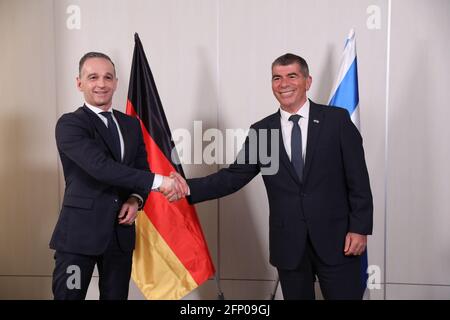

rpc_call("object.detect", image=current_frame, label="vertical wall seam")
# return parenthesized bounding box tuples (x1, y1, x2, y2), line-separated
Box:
(52, 0, 62, 212)
(216, 0, 222, 285)
(384, 0, 392, 301)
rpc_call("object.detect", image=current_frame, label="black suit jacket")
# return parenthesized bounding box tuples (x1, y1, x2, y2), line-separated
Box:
(188, 100, 373, 268)
(50, 106, 154, 255)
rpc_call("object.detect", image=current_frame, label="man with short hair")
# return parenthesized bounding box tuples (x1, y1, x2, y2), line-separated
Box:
(50, 52, 179, 300)
(171, 53, 373, 299)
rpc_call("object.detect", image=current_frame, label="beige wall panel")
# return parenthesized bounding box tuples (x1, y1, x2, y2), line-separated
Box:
(0, 0, 59, 288)
(0, 276, 53, 299)
(386, 0, 450, 286)
(386, 284, 450, 300)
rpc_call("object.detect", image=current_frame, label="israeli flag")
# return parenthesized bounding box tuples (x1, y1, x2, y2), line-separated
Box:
(329, 29, 369, 296)
(329, 28, 360, 129)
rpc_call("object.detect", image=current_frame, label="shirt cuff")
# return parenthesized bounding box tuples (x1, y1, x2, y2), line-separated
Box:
(152, 174, 163, 190)
(129, 193, 144, 210)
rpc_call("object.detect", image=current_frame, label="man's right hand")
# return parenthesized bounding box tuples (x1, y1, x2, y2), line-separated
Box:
(159, 174, 188, 202)
(170, 171, 189, 199)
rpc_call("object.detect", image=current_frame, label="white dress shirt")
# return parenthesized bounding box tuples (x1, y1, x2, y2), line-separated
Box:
(85, 103, 125, 161)
(279, 99, 309, 162)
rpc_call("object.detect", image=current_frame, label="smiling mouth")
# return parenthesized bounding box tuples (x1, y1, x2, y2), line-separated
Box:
(279, 90, 295, 97)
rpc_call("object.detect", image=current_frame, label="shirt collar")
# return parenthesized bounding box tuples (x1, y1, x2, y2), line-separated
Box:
(84, 102, 113, 115)
(279, 99, 310, 122)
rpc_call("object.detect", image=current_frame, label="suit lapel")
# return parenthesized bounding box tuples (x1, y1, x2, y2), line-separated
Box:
(82, 105, 122, 162)
(303, 101, 324, 183)
(268, 111, 301, 185)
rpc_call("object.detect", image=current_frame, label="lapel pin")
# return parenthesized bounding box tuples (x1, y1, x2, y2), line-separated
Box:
(313, 119, 320, 124)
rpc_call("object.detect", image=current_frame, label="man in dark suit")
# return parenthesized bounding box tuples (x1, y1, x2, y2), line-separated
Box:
(50, 52, 178, 300)
(170, 53, 373, 299)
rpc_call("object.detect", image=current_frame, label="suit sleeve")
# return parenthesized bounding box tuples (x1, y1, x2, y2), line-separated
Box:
(56, 113, 154, 196)
(129, 117, 152, 206)
(340, 111, 373, 235)
(188, 126, 261, 204)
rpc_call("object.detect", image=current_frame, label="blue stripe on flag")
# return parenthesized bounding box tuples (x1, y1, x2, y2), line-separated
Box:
(329, 59, 359, 116)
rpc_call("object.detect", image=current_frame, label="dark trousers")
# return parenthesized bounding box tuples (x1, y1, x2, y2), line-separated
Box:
(52, 232, 133, 300)
(277, 237, 364, 300)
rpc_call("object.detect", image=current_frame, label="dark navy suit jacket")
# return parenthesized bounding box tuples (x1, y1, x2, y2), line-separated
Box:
(188, 100, 373, 268)
(50, 105, 154, 255)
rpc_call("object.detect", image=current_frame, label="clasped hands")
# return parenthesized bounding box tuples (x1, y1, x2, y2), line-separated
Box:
(159, 172, 189, 202)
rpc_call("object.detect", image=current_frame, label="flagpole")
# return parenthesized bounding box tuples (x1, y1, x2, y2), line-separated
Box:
(270, 277, 279, 300)
(214, 273, 225, 300)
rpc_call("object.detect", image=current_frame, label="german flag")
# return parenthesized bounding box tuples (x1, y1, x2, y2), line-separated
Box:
(126, 33, 215, 299)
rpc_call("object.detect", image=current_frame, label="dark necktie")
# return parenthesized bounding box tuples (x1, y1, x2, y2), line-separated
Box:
(289, 114, 304, 182)
(100, 111, 121, 161)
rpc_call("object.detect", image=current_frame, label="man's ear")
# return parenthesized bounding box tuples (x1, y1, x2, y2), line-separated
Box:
(306, 76, 312, 91)
(113, 77, 118, 91)
(76, 77, 82, 91)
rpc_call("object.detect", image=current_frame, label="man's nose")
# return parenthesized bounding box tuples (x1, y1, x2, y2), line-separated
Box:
(280, 78, 289, 88)
(96, 78, 105, 87)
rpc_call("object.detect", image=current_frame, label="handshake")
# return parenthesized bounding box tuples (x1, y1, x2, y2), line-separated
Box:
(159, 172, 189, 202)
